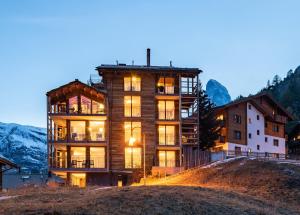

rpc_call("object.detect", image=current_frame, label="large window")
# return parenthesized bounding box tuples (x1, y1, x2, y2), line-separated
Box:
(70, 121, 86, 141)
(70, 147, 86, 168)
(90, 147, 105, 168)
(125, 147, 142, 168)
(124, 76, 141, 91)
(89, 121, 105, 141)
(158, 126, 175, 145)
(124, 122, 141, 146)
(158, 100, 175, 120)
(157, 77, 174, 94)
(69, 96, 78, 113)
(124, 96, 141, 117)
(159, 151, 176, 167)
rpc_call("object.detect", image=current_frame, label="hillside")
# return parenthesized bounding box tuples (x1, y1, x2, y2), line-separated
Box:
(0, 122, 47, 172)
(1, 158, 300, 215)
(262, 66, 300, 119)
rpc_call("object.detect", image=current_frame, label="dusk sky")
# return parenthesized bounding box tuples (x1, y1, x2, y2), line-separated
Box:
(1, 0, 300, 127)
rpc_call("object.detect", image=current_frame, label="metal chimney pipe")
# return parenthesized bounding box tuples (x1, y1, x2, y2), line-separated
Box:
(147, 48, 150, 66)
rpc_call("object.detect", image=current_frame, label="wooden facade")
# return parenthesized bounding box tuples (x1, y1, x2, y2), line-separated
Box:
(47, 52, 201, 186)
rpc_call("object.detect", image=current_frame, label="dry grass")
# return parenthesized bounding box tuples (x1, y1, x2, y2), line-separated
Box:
(1, 159, 300, 215)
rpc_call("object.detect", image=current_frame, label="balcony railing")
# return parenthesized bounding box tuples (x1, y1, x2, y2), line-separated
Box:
(157, 86, 175, 95)
(49, 105, 105, 115)
(49, 132, 106, 142)
(50, 157, 105, 169)
(273, 115, 287, 124)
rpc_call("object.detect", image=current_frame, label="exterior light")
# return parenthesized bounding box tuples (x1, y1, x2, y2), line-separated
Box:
(129, 137, 136, 146)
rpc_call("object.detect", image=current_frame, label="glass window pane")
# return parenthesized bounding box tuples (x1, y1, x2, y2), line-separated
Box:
(90, 147, 105, 168)
(166, 126, 175, 145)
(166, 101, 175, 120)
(124, 96, 132, 117)
(125, 147, 132, 168)
(69, 96, 78, 113)
(158, 101, 166, 119)
(89, 121, 105, 141)
(92, 101, 104, 114)
(70, 121, 86, 141)
(81, 96, 91, 114)
(71, 147, 86, 168)
(132, 96, 141, 117)
(158, 126, 165, 145)
(165, 78, 174, 94)
(159, 151, 166, 167)
(132, 148, 141, 168)
(131, 77, 141, 91)
(124, 122, 141, 145)
(166, 151, 176, 167)
(124, 77, 131, 91)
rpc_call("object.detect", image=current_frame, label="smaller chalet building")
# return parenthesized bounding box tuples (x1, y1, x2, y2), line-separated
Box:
(214, 93, 294, 157)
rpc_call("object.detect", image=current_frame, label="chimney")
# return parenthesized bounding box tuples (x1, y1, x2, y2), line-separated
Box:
(147, 48, 150, 66)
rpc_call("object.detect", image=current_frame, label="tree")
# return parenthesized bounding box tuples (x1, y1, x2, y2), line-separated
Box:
(198, 83, 221, 150)
(287, 69, 293, 78)
(272, 75, 281, 86)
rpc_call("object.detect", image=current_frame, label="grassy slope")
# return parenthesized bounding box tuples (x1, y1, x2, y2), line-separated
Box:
(1, 158, 300, 215)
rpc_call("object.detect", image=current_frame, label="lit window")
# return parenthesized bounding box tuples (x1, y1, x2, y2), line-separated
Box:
(159, 151, 176, 167)
(124, 76, 141, 91)
(124, 122, 141, 145)
(70, 147, 86, 168)
(158, 100, 175, 120)
(125, 147, 141, 168)
(92, 101, 104, 114)
(157, 77, 174, 94)
(124, 96, 141, 117)
(158, 126, 175, 145)
(81, 96, 91, 114)
(90, 147, 105, 168)
(217, 115, 224, 120)
(70, 121, 86, 141)
(69, 96, 78, 113)
(89, 121, 105, 141)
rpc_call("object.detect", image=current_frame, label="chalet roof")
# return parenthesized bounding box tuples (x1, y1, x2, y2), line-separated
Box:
(96, 64, 202, 75)
(215, 92, 294, 121)
(0, 155, 18, 168)
(46, 79, 106, 97)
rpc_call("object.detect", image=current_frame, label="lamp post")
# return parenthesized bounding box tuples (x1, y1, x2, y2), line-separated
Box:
(129, 126, 146, 185)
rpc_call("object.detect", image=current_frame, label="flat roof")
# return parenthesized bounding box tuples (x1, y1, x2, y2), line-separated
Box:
(96, 64, 202, 74)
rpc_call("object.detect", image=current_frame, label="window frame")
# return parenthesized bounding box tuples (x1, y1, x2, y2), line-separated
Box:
(158, 100, 175, 120)
(158, 125, 176, 145)
(124, 76, 141, 92)
(124, 96, 141, 117)
(125, 147, 142, 169)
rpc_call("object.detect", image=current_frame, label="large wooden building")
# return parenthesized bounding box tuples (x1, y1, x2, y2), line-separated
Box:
(214, 93, 294, 157)
(47, 49, 201, 186)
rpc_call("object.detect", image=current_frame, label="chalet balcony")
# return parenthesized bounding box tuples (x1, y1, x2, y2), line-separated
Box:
(157, 86, 178, 95)
(273, 115, 287, 124)
(50, 157, 105, 169)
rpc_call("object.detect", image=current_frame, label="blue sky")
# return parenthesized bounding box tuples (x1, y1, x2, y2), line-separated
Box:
(1, 0, 300, 127)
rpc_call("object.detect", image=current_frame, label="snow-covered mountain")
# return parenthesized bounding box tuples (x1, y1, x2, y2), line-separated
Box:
(0, 122, 47, 172)
(206, 79, 231, 106)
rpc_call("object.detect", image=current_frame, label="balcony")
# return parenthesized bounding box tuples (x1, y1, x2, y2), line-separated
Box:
(49, 157, 105, 169)
(273, 115, 287, 124)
